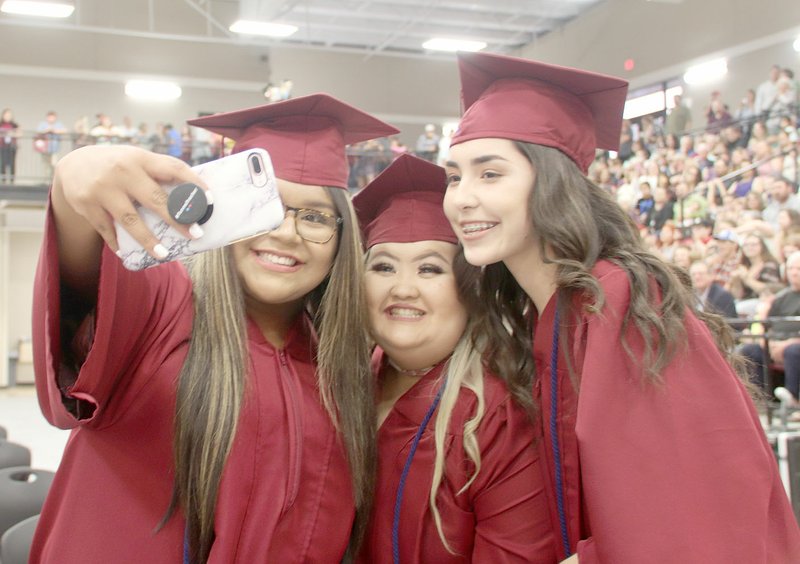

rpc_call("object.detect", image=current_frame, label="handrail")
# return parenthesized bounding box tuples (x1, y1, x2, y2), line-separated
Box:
(723, 316, 800, 333)
(668, 103, 798, 139)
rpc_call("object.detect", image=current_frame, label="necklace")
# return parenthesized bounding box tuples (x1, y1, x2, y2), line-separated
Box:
(387, 358, 436, 377)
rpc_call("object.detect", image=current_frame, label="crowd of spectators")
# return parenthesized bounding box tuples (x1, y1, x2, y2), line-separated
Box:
(2, 62, 800, 398)
(587, 62, 799, 402)
(0, 109, 447, 191)
(0, 110, 226, 182)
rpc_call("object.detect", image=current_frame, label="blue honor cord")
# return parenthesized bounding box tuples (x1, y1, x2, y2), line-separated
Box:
(550, 306, 571, 557)
(183, 525, 190, 564)
(392, 379, 446, 564)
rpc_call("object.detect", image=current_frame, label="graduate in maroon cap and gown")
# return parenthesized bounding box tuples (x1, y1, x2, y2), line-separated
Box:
(441, 51, 800, 563)
(31, 94, 398, 563)
(353, 154, 555, 563)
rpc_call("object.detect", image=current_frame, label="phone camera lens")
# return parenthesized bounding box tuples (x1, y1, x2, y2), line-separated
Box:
(250, 155, 262, 174)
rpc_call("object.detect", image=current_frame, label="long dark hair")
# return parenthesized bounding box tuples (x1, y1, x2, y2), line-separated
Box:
(164, 187, 375, 563)
(477, 142, 746, 390)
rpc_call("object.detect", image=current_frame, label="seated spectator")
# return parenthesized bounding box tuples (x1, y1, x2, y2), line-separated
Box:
(673, 179, 708, 228)
(690, 146, 712, 174)
(690, 260, 737, 318)
(663, 133, 680, 152)
(678, 134, 695, 157)
(707, 229, 741, 287)
(763, 176, 800, 228)
(645, 185, 675, 234)
(745, 189, 767, 215)
(730, 146, 750, 168)
(596, 165, 616, 193)
(739, 251, 800, 396)
(689, 217, 714, 257)
(616, 168, 639, 206)
(753, 140, 781, 177)
(774, 208, 800, 261)
(729, 234, 783, 316)
(672, 244, 696, 270)
(728, 161, 756, 198)
(715, 193, 747, 226)
(636, 181, 654, 223)
(747, 121, 770, 153)
(656, 222, 680, 261)
(721, 125, 747, 152)
(781, 233, 800, 275)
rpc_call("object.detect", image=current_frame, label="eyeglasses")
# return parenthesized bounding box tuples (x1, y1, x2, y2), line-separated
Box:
(283, 206, 343, 244)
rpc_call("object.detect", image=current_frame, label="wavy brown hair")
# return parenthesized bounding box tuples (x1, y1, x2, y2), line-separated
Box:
(163, 187, 375, 563)
(431, 249, 536, 552)
(477, 142, 747, 392)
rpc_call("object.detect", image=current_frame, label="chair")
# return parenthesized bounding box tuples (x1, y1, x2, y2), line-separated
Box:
(0, 441, 30, 470)
(0, 514, 39, 564)
(729, 316, 800, 426)
(0, 467, 54, 538)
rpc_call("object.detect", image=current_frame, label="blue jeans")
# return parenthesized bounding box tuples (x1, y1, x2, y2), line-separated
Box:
(740, 342, 800, 399)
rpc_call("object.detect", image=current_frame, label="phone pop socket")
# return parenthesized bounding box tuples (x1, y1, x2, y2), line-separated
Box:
(167, 183, 213, 225)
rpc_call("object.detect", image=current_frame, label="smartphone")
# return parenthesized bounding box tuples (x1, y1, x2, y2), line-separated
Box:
(115, 149, 283, 270)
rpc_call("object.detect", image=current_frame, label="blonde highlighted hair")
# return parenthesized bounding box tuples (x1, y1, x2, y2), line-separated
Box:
(429, 333, 485, 553)
(164, 187, 375, 563)
(424, 250, 528, 553)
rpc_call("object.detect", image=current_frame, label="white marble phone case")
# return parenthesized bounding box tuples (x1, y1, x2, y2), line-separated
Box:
(115, 149, 282, 270)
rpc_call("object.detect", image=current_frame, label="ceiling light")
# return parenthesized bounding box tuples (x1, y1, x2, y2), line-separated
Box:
(229, 20, 297, 37)
(1, 1, 74, 17)
(125, 80, 182, 101)
(683, 58, 727, 85)
(794, 36, 800, 53)
(422, 38, 486, 53)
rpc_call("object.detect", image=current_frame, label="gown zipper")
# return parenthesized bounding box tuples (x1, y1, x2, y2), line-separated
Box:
(278, 348, 303, 515)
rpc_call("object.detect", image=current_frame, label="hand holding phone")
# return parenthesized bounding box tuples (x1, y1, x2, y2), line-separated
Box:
(115, 149, 284, 270)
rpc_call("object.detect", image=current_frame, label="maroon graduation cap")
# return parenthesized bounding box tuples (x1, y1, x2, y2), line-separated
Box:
(353, 154, 457, 248)
(451, 51, 629, 172)
(188, 93, 399, 189)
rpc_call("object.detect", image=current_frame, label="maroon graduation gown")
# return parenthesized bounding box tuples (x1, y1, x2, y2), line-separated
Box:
(359, 351, 556, 563)
(30, 207, 354, 563)
(534, 259, 800, 562)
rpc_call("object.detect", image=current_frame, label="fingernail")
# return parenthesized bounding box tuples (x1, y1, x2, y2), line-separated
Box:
(205, 191, 214, 205)
(153, 244, 169, 259)
(189, 223, 204, 239)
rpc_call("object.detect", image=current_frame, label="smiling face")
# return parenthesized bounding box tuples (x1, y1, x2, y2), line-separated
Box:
(442, 138, 537, 268)
(232, 179, 338, 318)
(365, 240, 467, 370)
(742, 235, 764, 259)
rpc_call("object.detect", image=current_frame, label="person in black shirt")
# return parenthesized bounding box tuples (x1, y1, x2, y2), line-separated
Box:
(645, 185, 675, 234)
(740, 251, 800, 395)
(690, 260, 737, 319)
